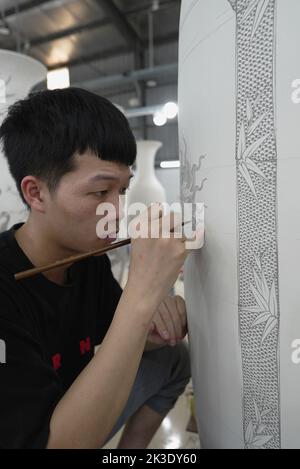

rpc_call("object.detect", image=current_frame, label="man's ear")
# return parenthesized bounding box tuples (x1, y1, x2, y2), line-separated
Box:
(20, 176, 47, 213)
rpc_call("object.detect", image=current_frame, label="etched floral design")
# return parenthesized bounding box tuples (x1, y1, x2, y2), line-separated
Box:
(0, 186, 28, 232)
(0, 211, 10, 232)
(228, 0, 271, 40)
(227, 0, 237, 11)
(180, 0, 199, 32)
(241, 0, 271, 40)
(180, 136, 207, 231)
(237, 96, 269, 199)
(230, 0, 280, 448)
(0, 189, 10, 233)
(243, 254, 278, 345)
(0, 75, 12, 100)
(245, 399, 273, 448)
(180, 136, 207, 205)
(0, 75, 13, 118)
(0, 187, 11, 232)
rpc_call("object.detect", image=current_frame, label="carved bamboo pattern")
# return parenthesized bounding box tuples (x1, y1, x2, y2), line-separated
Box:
(229, 0, 281, 449)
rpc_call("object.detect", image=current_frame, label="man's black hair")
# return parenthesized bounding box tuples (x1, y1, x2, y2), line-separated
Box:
(0, 87, 136, 208)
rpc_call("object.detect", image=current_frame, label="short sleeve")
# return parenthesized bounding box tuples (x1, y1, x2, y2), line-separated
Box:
(95, 254, 123, 345)
(0, 300, 65, 448)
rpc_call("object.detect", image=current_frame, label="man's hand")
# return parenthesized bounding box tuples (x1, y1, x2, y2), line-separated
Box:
(145, 295, 188, 351)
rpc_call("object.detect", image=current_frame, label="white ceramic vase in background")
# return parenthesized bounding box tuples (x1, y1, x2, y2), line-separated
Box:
(113, 140, 167, 285)
(127, 140, 167, 209)
(0, 50, 47, 232)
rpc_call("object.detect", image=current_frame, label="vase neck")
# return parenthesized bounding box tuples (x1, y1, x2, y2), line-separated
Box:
(134, 141, 162, 179)
(136, 151, 156, 178)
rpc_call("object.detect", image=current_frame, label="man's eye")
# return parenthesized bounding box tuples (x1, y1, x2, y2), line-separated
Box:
(94, 190, 109, 197)
(120, 187, 129, 195)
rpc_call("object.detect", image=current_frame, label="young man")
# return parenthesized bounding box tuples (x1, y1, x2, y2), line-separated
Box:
(0, 88, 191, 449)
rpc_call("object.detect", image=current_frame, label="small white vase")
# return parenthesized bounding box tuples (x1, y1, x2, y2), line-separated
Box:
(127, 140, 167, 209)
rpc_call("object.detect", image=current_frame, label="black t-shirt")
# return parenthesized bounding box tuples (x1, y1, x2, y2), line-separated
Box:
(0, 222, 123, 448)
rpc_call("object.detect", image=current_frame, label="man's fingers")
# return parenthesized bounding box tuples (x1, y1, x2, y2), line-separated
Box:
(135, 205, 189, 245)
(148, 321, 155, 334)
(153, 308, 172, 341)
(174, 296, 187, 330)
(160, 298, 182, 345)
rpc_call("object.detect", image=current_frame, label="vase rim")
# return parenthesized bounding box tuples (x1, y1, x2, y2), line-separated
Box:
(136, 140, 162, 144)
(0, 49, 46, 71)
(136, 139, 162, 149)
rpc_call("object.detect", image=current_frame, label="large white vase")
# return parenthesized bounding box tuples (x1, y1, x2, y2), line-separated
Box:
(113, 140, 167, 283)
(127, 140, 167, 210)
(179, 0, 300, 449)
(0, 50, 47, 232)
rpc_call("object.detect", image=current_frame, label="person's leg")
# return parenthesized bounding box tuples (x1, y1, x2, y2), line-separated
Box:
(117, 404, 168, 449)
(102, 340, 191, 448)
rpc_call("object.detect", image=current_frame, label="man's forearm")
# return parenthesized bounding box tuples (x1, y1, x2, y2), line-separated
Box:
(47, 283, 158, 449)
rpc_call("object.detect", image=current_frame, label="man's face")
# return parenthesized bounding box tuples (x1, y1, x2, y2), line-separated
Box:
(44, 151, 133, 254)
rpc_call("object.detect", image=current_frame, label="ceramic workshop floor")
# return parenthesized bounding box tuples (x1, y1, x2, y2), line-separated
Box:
(102, 378, 200, 450)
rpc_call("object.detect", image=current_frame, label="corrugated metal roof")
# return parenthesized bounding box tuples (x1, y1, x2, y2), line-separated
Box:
(0, 0, 181, 162)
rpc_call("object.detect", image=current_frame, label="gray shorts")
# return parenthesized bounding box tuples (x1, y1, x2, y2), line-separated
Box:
(103, 340, 191, 446)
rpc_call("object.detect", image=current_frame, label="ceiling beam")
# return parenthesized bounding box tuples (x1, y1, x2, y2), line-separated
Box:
(0, 0, 78, 20)
(29, 17, 111, 47)
(47, 31, 178, 70)
(27, 0, 179, 48)
(47, 45, 132, 70)
(102, 77, 178, 100)
(73, 62, 178, 92)
(1, 0, 181, 23)
(124, 0, 180, 17)
(93, 0, 142, 54)
(1, 0, 180, 20)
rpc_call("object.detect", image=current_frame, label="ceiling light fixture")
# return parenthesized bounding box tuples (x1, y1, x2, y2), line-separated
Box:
(163, 102, 178, 119)
(47, 67, 70, 90)
(153, 110, 167, 126)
